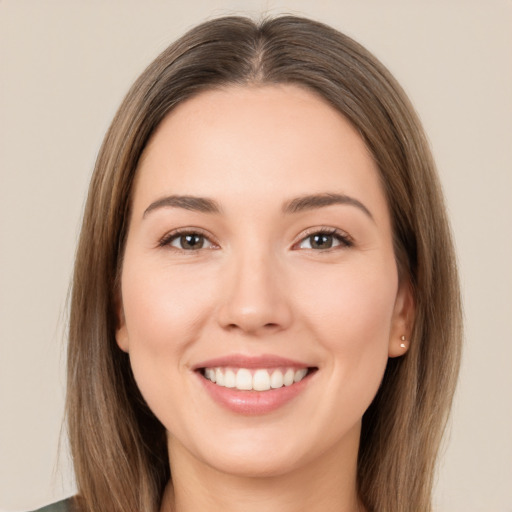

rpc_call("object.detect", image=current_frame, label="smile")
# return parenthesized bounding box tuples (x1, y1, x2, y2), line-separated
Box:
(194, 355, 317, 414)
(202, 367, 310, 391)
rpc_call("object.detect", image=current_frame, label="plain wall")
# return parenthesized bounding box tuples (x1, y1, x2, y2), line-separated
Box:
(1, 1, 511, 510)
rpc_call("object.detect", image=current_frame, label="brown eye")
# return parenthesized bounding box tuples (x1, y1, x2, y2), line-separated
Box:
(297, 230, 352, 250)
(309, 233, 334, 249)
(166, 232, 213, 250)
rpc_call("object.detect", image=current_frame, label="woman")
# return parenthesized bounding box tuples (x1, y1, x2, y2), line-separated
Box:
(34, 15, 462, 512)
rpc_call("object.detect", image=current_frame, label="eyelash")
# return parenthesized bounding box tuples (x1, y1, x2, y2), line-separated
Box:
(292, 227, 354, 251)
(158, 228, 218, 252)
(158, 227, 353, 252)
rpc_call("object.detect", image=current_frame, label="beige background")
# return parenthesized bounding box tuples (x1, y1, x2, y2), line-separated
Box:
(1, 1, 511, 511)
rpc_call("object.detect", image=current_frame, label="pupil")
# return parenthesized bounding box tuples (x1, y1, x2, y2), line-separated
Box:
(311, 234, 332, 249)
(182, 234, 203, 249)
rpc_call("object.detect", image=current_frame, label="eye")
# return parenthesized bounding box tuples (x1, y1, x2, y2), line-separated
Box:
(159, 230, 216, 251)
(296, 229, 353, 250)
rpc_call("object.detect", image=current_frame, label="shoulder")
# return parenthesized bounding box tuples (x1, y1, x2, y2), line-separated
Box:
(29, 497, 75, 512)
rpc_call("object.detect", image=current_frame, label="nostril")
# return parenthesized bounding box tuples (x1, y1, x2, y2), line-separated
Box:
(223, 321, 282, 333)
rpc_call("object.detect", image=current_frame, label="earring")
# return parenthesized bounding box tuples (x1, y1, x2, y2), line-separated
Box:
(400, 335, 407, 349)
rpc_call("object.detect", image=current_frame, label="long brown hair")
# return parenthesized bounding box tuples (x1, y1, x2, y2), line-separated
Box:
(67, 15, 462, 512)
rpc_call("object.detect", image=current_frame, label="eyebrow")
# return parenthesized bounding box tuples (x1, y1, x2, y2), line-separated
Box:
(143, 195, 222, 218)
(283, 193, 374, 220)
(142, 192, 373, 220)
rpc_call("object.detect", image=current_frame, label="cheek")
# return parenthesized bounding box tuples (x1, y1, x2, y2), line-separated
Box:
(295, 258, 398, 343)
(121, 260, 214, 350)
(292, 257, 398, 404)
(119, 259, 217, 408)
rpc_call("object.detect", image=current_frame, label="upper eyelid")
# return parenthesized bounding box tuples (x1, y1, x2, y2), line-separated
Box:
(291, 227, 354, 252)
(294, 226, 353, 243)
(158, 227, 218, 247)
(157, 226, 353, 248)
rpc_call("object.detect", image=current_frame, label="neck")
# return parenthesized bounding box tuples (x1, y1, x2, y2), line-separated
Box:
(161, 431, 364, 512)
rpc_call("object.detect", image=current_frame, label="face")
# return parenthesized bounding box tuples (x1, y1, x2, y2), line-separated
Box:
(116, 85, 411, 478)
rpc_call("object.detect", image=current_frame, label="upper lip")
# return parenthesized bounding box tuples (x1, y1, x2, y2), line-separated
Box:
(193, 354, 313, 370)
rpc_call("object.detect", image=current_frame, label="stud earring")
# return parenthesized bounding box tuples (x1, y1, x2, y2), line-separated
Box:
(400, 335, 407, 349)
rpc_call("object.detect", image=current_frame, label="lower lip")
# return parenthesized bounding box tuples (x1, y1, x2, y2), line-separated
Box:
(196, 371, 314, 415)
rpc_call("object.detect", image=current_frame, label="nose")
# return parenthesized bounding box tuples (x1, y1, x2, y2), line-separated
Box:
(216, 250, 293, 336)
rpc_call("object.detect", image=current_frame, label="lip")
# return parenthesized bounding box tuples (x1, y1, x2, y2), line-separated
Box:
(193, 353, 317, 415)
(193, 353, 311, 370)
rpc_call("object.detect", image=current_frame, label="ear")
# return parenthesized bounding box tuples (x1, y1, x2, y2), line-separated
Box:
(115, 295, 130, 353)
(388, 279, 415, 358)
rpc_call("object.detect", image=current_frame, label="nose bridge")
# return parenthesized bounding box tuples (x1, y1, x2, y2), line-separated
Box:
(217, 241, 292, 334)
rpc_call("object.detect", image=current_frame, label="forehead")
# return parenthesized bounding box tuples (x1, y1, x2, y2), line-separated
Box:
(133, 84, 387, 218)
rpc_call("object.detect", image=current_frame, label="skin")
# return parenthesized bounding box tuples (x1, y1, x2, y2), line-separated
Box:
(116, 84, 413, 512)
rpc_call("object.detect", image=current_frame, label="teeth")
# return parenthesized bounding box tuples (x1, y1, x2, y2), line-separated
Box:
(253, 369, 271, 391)
(283, 368, 295, 386)
(204, 368, 216, 382)
(203, 367, 309, 391)
(270, 369, 283, 389)
(224, 369, 236, 388)
(294, 368, 308, 382)
(215, 368, 224, 386)
(236, 369, 253, 390)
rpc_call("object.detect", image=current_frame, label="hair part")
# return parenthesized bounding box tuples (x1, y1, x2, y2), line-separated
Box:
(67, 15, 462, 512)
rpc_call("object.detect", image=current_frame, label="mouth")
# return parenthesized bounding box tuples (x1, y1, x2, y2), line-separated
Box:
(193, 355, 318, 414)
(198, 366, 316, 391)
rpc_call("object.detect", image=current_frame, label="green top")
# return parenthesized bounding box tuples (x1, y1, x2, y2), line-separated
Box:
(30, 498, 73, 512)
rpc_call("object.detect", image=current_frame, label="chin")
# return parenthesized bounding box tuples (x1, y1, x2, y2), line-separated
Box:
(201, 443, 309, 479)
(171, 415, 360, 480)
